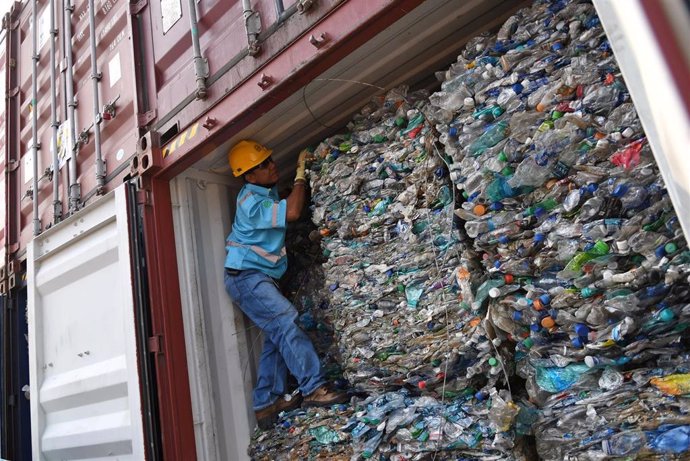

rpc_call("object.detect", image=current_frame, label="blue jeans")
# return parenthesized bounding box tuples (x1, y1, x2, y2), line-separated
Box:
(224, 269, 326, 410)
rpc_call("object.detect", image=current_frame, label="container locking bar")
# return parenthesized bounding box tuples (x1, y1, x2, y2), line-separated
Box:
(188, 0, 209, 99)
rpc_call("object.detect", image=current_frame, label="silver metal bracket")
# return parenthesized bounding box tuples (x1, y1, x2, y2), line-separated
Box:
(245, 10, 262, 56)
(297, 0, 317, 14)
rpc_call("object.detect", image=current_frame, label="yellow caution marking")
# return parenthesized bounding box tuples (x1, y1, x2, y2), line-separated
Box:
(162, 123, 200, 159)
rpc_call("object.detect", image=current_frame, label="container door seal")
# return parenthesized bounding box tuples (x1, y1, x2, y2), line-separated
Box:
(27, 185, 146, 460)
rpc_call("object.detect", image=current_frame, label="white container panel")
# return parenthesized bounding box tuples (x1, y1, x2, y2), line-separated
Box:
(27, 186, 145, 461)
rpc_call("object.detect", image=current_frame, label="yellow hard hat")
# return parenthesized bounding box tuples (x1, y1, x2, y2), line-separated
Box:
(228, 139, 272, 177)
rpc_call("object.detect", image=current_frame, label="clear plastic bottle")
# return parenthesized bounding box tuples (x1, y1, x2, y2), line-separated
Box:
(468, 121, 509, 157)
(601, 431, 646, 456)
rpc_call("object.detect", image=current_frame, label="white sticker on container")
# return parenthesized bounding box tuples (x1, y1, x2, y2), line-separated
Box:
(38, 7, 51, 50)
(24, 151, 34, 183)
(116, 148, 125, 161)
(109, 53, 121, 87)
(57, 121, 73, 169)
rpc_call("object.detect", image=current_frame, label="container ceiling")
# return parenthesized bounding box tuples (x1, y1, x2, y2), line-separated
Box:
(192, 0, 529, 181)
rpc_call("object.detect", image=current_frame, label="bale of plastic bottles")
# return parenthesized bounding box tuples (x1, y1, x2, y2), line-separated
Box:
(248, 0, 690, 458)
(426, 0, 690, 458)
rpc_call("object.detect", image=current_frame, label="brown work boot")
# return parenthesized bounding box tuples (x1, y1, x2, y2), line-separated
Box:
(302, 385, 349, 408)
(255, 393, 302, 430)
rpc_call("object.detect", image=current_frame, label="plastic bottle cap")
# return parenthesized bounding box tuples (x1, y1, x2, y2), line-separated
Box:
(616, 240, 629, 253)
(530, 323, 541, 332)
(489, 287, 501, 298)
(504, 274, 514, 283)
(523, 338, 534, 349)
(498, 152, 508, 162)
(665, 242, 678, 254)
(512, 311, 523, 321)
(541, 316, 555, 328)
(473, 204, 487, 216)
(418, 381, 427, 390)
(659, 308, 674, 322)
(571, 337, 584, 348)
(533, 299, 544, 311)
(493, 261, 501, 269)
(488, 357, 498, 367)
(591, 240, 610, 255)
(534, 233, 546, 243)
(498, 235, 510, 244)
(575, 323, 589, 337)
(539, 294, 551, 306)
(584, 356, 598, 368)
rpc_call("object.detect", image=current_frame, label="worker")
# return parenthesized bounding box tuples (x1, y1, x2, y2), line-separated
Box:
(223, 140, 348, 430)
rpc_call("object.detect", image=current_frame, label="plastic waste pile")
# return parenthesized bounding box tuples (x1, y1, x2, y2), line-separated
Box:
(424, 0, 690, 459)
(302, 85, 528, 458)
(248, 0, 690, 459)
(307, 86, 512, 399)
(249, 404, 355, 460)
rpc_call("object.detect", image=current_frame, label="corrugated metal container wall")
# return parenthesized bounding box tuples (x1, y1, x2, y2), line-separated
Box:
(145, 0, 345, 144)
(10, 0, 139, 258)
(1, 24, 7, 280)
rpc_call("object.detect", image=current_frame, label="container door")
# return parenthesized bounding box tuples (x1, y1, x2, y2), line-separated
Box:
(27, 185, 145, 460)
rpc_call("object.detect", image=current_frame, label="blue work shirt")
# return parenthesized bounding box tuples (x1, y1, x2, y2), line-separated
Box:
(225, 183, 288, 279)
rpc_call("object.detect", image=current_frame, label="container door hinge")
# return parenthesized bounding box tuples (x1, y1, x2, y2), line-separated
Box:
(148, 335, 163, 354)
(137, 110, 157, 128)
(8, 159, 19, 172)
(129, 0, 148, 15)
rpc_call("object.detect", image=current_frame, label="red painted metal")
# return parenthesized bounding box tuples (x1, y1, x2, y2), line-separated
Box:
(640, 0, 690, 118)
(6, 0, 140, 255)
(2, 4, 21, 294)
(148, 0, 345, 138)
(139, 174, 196, 461)
(1, 15, 9, 285)
(155, 0, 427, 180)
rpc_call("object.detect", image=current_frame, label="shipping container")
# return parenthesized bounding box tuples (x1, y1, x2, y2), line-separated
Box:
(0, 0, 685, 459)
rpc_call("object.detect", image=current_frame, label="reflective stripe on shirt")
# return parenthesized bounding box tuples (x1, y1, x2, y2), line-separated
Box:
(272, 203, 279, 227)
(227, 240, 286, 264)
